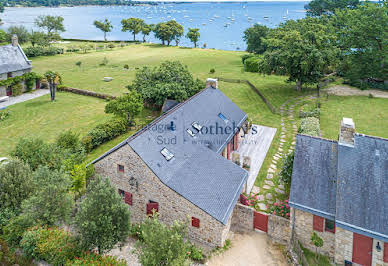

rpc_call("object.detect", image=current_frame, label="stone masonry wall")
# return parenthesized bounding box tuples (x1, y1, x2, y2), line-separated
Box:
(268, 214, 291, 245)
(292, 208, 335, 258)
(231, 203, 253, 232)
(334, 227, 353, 264)
(94, 144, 231, 248)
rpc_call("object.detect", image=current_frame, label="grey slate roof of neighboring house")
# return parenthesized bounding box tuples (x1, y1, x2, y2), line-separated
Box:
(336, 134, 388, 242)
(290, 133, 388, 242)
(93, 87, 248, 224)
(289, 134, 338, 219)
(0, 44, 32, 74)
(161, 99, 179, 113)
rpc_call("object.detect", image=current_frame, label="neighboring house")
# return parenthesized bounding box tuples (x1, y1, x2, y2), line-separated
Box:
(290, 118, 388, 266)
(92, 80, 249, 247)
(0, 35, 34, 97)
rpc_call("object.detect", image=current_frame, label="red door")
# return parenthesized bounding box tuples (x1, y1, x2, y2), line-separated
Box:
(146, 202, 159, 216)
(352, 233, 372, 266)
(6, 87, 12, 96)
(254, 211, 268, 232)
(35, 80, 40, 89)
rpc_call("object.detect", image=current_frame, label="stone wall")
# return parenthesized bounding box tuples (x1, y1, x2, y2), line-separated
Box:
(334, 227, 353, 264)
(94, 144, 231, 248)
(268, 214, 291, 245)
(291, 208, 335, 258)
(231, 203, 253, 232)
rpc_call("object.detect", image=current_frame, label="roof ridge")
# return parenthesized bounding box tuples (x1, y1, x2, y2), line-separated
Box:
(355, 132, 388, 142)
(297, 133, 338, 143)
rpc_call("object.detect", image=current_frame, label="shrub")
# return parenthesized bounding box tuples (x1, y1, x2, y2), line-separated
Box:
(241, 54, 255, 64)
(244, 56, 261, 73)
(21, 226, 80, 265)
(66, 252, 126, 266)
(2, 215, 36, 247)
(124, 64, 129, 69)
(56, 130, 81, 151)
(209, 68, 215, 74)
(298, 117, 320, 137)
(12, 83, 23, 96)
(279, 151, 294, 192)
(0, 238, 32, 266)
(99, 57, 108, 66)
(129, 223, 145, 241)
(107, 43, 115, 49)
(0, 110, 10, 122)
(188, 244, 204, 262)
(24, 46, 64, 57)
(75, 61, 82, 67)
(81, 118, 127, 152)
(268, 200, 290, 219)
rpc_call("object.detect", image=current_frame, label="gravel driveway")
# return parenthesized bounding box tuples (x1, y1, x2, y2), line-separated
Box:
(325, 85, 388, 99)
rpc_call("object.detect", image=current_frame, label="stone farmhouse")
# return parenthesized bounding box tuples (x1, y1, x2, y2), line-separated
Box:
(92, 80, 250, 247)
(290, 118, 388, 266)
(0, 35, 34, 97)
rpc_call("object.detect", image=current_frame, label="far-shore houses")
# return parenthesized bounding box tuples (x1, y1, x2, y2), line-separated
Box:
(290, 118, 388, 266)
(0, 35, 36, 97)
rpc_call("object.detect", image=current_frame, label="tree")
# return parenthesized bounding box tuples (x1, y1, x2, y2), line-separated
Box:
(93, 18, 113, 42)
(30, 31, 49, 47)
(135, 214, 188, 266)
(75, 176, 130, 254)
(35, 15, 65, 40)
(7, 26, 30, 44)
(166, 20, 184, 46)
(141, 23, 152, 43)
(305, 0, 360, 17)
(311, 232, 324, 260)
(0, 30, 7, 43)
(105, 90, 143, 126)
(186, 28, 200, 48)
(22, 166, 74, 226)
(154, 22, 174, 46)
(128, 61, 204, 106)
(121, 18, 144, 41)
(44, 71, 62, 101)
(0, 159, 34, 222)
(243, 24, 270, 54)
(258, 18, 339, 90)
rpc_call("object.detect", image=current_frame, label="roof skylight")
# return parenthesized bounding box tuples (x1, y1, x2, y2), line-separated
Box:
(218, 113, 229, 123)
(160, 147, 174, 161)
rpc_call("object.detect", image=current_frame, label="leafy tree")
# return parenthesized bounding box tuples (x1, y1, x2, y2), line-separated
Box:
(56, 130, 81, 151)
(166, 20, 184, 46)
(75, 176, 130, 254)
(128, 61, 204, 106)
(141, 23, 152, 42)
(35, 15, 65, 37)
(30, 31, 50, 47)
(22, 166, 74, 226)
(135, 214, 188, 266)
(93, 18, 113, 41)
(186, 28, 200, 48)
(154, 22, 174, 46)
(105, 90, 143, 126)
(121, 17, 144, 41)
(7, 26, 30, 44)
(311, 232, 324, 260)
(44, 70, 62, 101)
(305, 0, 360, 17)
(258, 17, 339, 90)
(243, 24, 270, 54)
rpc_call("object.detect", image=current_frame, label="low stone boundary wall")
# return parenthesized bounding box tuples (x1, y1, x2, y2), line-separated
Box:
(58, 86, 116, 100)
(268, 214, 291, 245)
(231, 203, 254, 232)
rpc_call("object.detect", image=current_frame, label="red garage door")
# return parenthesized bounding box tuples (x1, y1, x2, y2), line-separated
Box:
(254, 211, 268, 232)
(352, 233, 372, 266)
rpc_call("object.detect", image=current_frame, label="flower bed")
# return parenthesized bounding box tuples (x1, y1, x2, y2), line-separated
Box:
(268, 200, 290, 219)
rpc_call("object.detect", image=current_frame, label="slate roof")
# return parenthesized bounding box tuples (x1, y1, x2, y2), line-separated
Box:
(93, 87, 248, 224)
(290, 133, 388, 242)
(0, 44, 32, 74)
(161, 99, 179, 113)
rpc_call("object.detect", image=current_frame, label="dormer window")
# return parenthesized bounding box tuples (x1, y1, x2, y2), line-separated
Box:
(187, 128, 196, 137)
(161, 147, 174, 161)
(218, 113, 229, 123)
(192, 122, 202, 132)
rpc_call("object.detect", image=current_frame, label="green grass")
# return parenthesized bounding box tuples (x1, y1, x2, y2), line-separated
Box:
(301, 245, 331, 266)
(320, 95, 388, 140)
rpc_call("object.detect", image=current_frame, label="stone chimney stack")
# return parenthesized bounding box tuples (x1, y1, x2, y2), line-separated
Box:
(206, 78, 218, 89)
(339, 118, 355, 146)
(11, 35, 18, 47)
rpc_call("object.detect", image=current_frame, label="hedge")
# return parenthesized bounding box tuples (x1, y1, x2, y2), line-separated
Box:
(57, 86, 116, 100)
(0, 72, 41, 88)
(298, 117, 320, 137)
(244, 56, 262, 73)
(81, 118, 128, 152)
(24, 46, 64, 57)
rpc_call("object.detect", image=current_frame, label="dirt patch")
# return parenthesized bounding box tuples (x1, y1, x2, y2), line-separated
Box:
(107, 237, 141, 266)
(324, 85, 388, 99)
(208, 232, 288, 266)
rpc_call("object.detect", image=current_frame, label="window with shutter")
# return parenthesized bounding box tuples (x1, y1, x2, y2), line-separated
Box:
(192, 217, 200, 228)
(118, 189, 125, 199)
(118, 164, 124, 173)
(325, 219, 335, 233)
(146, 202, 159, 216)
(124, 192, 132, 206)
(384, 242, 388, 263)
(313, 215, 324, 232)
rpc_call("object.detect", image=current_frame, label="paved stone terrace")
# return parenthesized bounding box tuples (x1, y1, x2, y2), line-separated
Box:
(0, 89, 50, 109)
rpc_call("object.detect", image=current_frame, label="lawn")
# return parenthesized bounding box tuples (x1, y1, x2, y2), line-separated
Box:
(320, 95, 388, 140)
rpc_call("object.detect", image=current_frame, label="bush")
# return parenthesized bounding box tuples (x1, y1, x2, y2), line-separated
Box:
(298, 117, 320, 137)
(21, 226, 81, 265)
(107, 43, 115, 49)
(0, 110, 10, 122)
(0, 238, 32, 266)
(99, 57, 108, 66)
(124, 64, 129, 69)
(279, 151, 294, 192)
(24, 46, 64, 57)
(209, 68, 215, 74)
(244, 56, 262, 73)
(81, 118, 127, 152)
(75, 61, 82, 67)
(241, 54, 255, 64)
(2, 215, 35, 247)
(188, 244, 204, 262)
(66, 252, 126, 266)
(12, 83, 23, 96)
(56, 130, 81, 151)
(268, 200, 290, 218)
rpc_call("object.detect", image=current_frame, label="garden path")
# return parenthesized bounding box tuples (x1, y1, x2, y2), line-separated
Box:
(0, 89, 50, 109)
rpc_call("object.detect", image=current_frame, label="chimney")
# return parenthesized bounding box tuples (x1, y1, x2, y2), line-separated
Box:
(11, 34, 18, 47)
(206, 78, 218, 89)
(339, 118, 355, 146)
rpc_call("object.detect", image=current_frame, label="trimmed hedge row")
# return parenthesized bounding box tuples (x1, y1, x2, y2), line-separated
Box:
(298, 117, 320, 137)
(57, 86, 116, 100)
(24, 46, 64, 57)
(244, 56, 262, 73)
